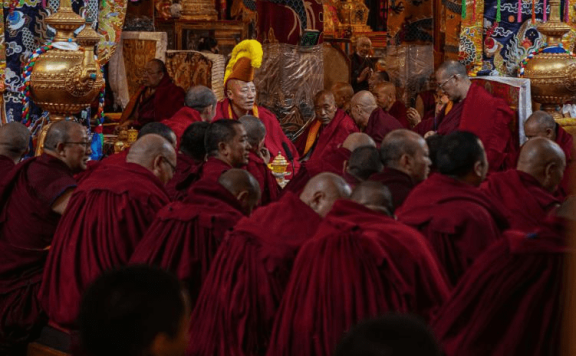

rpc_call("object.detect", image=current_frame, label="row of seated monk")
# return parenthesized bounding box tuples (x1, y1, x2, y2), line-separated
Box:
(0, 56, 573, 356)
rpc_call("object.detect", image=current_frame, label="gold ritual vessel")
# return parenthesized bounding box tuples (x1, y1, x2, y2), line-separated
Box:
(268, 152, 290, 188)
(523, 0, 576, 118)
(31, 0, 104, 155)
(113, 127, 138, 153)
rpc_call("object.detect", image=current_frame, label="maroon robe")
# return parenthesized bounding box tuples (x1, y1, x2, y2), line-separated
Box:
(215, 98, 300, 178)
(555, 124, 575, 198)
(266, 200, 451, 356)
(198, 156, 232, 182)
(187, 192, 322, 356)
(397, 173, 508, 285)
(294, 109, 358, 159)
(0, 154, 76, 351)
(165, 153, 201, 201)
(388, 100, 410, 128)
(419, 89, 437, 115)
(432, 216, 570, 356)
(161, 106, 203, 147)
(369, 167, 415, 210)
(0, 155, 15, 180)
(129, 179, 245, 305)
(39, 162, 169, 328)
(364, 108, 403, 146)
(481, 169, 560, 232)
(283, 147, 350, 195)
(245, 151, 280, 206)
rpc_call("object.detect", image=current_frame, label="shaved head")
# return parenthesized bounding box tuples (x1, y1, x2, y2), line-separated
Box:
(218, 168, 261, 215)
(331, 82, 354, 110)
(351, 91, 377, 109)
(437, 60, 468, 78)
(0, 122, 30, 162)
(342, 132, 376, 152)
(524, 110, 557, 141)
(127, 134, 177, 184)
(347, 146, 383, 180)
(381, 129, 431, 183)
(138, 122, 177, 149)
(350, 181, 393, 216)
(517, 137, 566, 192)
(373, 82, 396, 110)
(350, 91, 378, 129)
(239, 115, 266, 149)
(44, 121, 91, 172)
(300, 172, 352, 217)
(44, 121, 83, 151)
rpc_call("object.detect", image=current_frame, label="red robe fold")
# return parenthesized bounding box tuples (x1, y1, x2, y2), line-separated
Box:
(0, 155, 15, 180)
(364, 108, 403, 146)
(266, 200, 451, 356)
(419, 90, 437, 115)
(129, 179, 245, 305)
(199, 156, 232, 182)
(283, 147, 350, 195)
(397, 173, 508, 285)
(245, 151, 280, 206)
(39, 162, 169, 328)
(161, 106, 203, 146)
(294, 109, 358, 159)
(0, 154, 76, 352)
(187, 192, 322, 356)
(165, 153, 201, 201)
(481, 169, 560, 232)
(215, 99, 300, 177)
(368, 167, 415, 210)
(432, 216, 571, 356)
(555, 125, 575, 198)
(388, 100, 410, 128)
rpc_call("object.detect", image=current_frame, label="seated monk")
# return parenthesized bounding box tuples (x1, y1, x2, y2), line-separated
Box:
(0, 121, 89, 354)
(397, 131, 508, 286)
(524, 110, 575, 198)
(343, 146, 383, 188)
(214, 40, 300, 177)
(165, 122, 210, 200)
(415, 60, 515, 172)
(187, 173, 350, 356)
(331, 82, 355, 114)
(369, 129, 431, 211)
(39, 134, 175, 328)
(0, 122, 30, 176)
(295, 90, 358, 160)
(481, 137, 565, 232)
(129, 169, 260, 306)
(118, 59, 185, 130)
(284, 132, 376, 195)
(239, 115, 280, 206)
(367, 70, 390, 92)
(161, 85, 216, 144)
(373, 82, 409, 128)
(266, 181, 450, 356)
(432, 199, 575, 356)
(350, 91, 403, 146)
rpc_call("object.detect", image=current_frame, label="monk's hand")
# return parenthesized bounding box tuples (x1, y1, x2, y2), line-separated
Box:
(259, 147, 271, 164)
(358, 67, 372, 82)
(407, 107, 422, 127)
(424, 130, 436, 138)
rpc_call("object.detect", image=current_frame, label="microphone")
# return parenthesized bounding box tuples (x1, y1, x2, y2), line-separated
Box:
(282, 141, 295, 178)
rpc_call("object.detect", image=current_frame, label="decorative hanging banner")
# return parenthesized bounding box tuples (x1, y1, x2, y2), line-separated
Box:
(458, 0, 485, 74)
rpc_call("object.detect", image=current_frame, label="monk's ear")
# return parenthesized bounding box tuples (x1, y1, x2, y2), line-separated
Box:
(399, 153, 411, 170)
(310, 190, 326, 213)
(226, 88, 233, 99)
(473, 160, 484, 177)
(343, 160, 349, 174)
(236, 190, 249, 203)
(56, 142, 67, 156)
(152, 155, 164, 175)
(218, 141, 229, 156)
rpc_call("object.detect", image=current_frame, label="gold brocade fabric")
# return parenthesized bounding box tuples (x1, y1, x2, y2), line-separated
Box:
(458, 0, 484, 74)
(165, 51, 213, 91)
(122, 39, 159, 100)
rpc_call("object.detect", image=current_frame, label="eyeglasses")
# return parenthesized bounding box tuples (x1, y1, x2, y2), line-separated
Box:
(64, 141, 91, 150)
(161, 156, 177, 174)
(437, 74, 457, 91)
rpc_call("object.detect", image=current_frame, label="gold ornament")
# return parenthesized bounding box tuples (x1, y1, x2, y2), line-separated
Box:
(268, 152, 291, 188)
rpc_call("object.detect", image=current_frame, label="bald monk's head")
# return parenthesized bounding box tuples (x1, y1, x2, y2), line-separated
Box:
(381, 129, 431, 183)
(368, 70, 390, 92)
(239, 115, 266, 152)
(346, 146, 383, 181)
(435, 60, 471, 102)
(350, 181, 393, 216)
(126, 134, 177, 185)
(350, 91, 378, 130)
(0, 122, 30, 163)
(314, 90, 337, 125)
(218, 169, 261, 215)
(517, 137, 566, 192)
(138, 122, 177, 149)
(44, 121, 91, 173)
(436, 131, 488, 186)
(373, 82, 396, 111)
(524, 110, 558, 141)
(300, 172, 352, 217)
(342, 132, 376, 152)
(330, 82, 354, 110)
(180, 121, 210, 162)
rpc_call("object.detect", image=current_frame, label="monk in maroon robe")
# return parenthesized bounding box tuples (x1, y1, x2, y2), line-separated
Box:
(350, 91, 403, 146)
(416, 61, 515, 172)
(397, 131, 508, 286)
(331, 82, 354, 114)
(373, 82, 410, 128)
(130, 169, 260, 305)
(161, 85, 216, 145)
(0, 121, 90, 355)
(187, 173, 351, 356)
(369, 129, 431, 210)
(267, 182, 450, 356)
(0, 122, 30, 178)
(432, 201, 574, 356)
(118, 59, 185, 130)
(294, 91, 358, 160)
(344, 146, 382, 189)
(239, 115, 280, 206)
(39, 134, 175, 329)
(481, 137, 565, 232)
(524, 110, 575, 198)
(284, 132, 375, 195)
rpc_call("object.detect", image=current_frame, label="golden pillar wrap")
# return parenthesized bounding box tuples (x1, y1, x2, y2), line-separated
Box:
(0, 0, 5, 124)
(458, 0, 485, 74)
